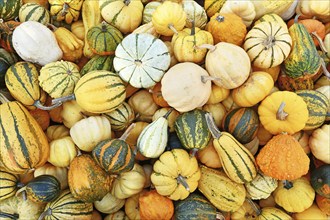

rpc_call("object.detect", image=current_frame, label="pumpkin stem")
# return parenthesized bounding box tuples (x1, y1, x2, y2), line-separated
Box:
(320, 58, 330, 79)
(37, 208, 52, 220)
(245, 198, 262, 216)
(0, 92, 10, 104)
(61, 3, 69, 17)
(190, 148, 199, 157)
(15, 187, 27, 198)
(0, 212, 19, 219)
(46, 23, 58, 31)
(177, 175, 190, 191)
(194, 44, 216, 52)
(311, 32, 328, 54)
(34, 100, 63, 111)
(276, 102, 289, 120)
(215, 15, 225, 22)
(168, 24, 178, 35)
(163, 108, 173, 119)
(283, 180, 293, 189)
(205, 113, 222, 139)
(119, 123, 136, 141)
(51, 94, 76, 106)
(77, 149, 82, 156)
(124, 0, 131, 6)
(201, 75, 221, 84)
(294, 14, 301, 23)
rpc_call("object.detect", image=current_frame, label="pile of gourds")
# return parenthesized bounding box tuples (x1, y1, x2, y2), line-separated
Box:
(0, 0, 330, 219)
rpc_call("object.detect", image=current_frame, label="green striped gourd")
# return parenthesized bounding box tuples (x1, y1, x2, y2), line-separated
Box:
(174, 193, 217, 220)
(16, 175, 61, 203)
(257, 207, 293, 220)
(137, 109, 172, 158)
(86, 21, 123, 56)
(0, 0, 22, 21)
(80, 55, 115, 76)
(143, 1, 161, 24)
(18, 3, 50, 25)
(114, 33, 170, 88)
(198, 165, 246, 212)
(0, 170, 20, 201)
(102, 102, 135, 131)
(205, 113, 257, 184)
(92, 124, 135, 174)
(282, 15, 321, 78)
(174, 109, 211, 154)
(0, 49, 18, 88)
(39, 60, 81, 99)
(38, 189, 93, 220)
(5, 61, 47, 110)
(0, 95, 49, 174)
(245, 172, 278, 200)
(296, 90, 329, 130)
(221, 107, 259, 144)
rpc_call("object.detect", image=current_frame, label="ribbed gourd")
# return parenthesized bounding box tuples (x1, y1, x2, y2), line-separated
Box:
(80, 55, 115, 76)
(174, 109, 211, 154)
(245, 172, 278, 200)
(0, 170, 21, 201)
(205, 113, 257, 184)
(137, 109, 172, 158)
(102, 102, 135, 131)
(18, 3, 50, 25)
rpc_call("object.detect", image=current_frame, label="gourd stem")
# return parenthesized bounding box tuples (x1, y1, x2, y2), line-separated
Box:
(77, 149, 82, 156)
(0, 212, 19, 219)
(245, 198, 262, 216)
(15, 187, 27, 198)
(46, 23, 58, 31)
(0, 93, 10, 104)
(276, 102, 289, 120)
(133, 147, 138, 156)
(37, 208, 52, 220)
(294, 14, 301, 23)
(168, 24, 178, 35)
(34, 100, 62, 111)
(163, 108, 173, 119)
(51, 93, 76, 105)
(205, 113, 222, 139)
(201, 75, 221, 84)
(124, 0, 131, 6)
(311, 32, 328, 54)
(119, 123, 136, 141)
(190, 148, 199, 157)
(216, 15, 225, 22)
(320, 58, 330, 79)
(215, 212, 225, 220)
(61, 3, 69, 16)
(283, 180, 293, 189)
(195, 44, 216, 52)
(177, 175, 190, 191)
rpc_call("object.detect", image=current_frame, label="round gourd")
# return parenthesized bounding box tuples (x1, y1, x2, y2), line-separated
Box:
(46, 125, 69, 142)
(94, 193, 125, 214)
(128, 89, 159, 120)
(34, 163, 68, 190)
(219, 0, 256, 27)
(244, 21, 292, 69)
(311, 164, 330, 198)
(202, 103, 227, 128)
(182, 0, 207, 29)
(19, 3, 50, 25)
(232, 71, 274, 107)
(258, 91, 309, 134)
(221, 107, 259, 144)
(86, 21, 123, 56)
(231, 200, 257, 220)
(143, 1, 161, 24)
(206, 84, 230, 104)
(204, 0, 226, 18)
(152, 1, 186, 36)
(49, 0, 83, 24)
(309, 124, 330, 164)
(206, 13, 247, 46)
(150, 82, 170, 108)
(197, 141, 222, 169)
(161, 62, 211, 112)
(245, 173, 278, 200)
(0, 170, 20, 201)
(114, 33, 170, 88)
(39, 60, 80, 99)
(102, 102, 135, 131)
(293, 203, 328, 220)
(257, 207, 292, 220)
(0, 0, 22, 21)
(80, 55, 115, 76)
(204, 42, 251, 89)
(254, 13, 287, 30)
(316, 85, 330, 121)
(48, 136, 77, 167)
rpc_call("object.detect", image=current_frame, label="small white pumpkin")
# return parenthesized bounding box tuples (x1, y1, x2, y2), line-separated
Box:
(220, 0, 256, 27)
(94, 193, 125, 214)
(12, 21, 62, 66)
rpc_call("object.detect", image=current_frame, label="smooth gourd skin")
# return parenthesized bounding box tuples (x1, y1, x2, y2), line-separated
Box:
(0, 170, 20, 201)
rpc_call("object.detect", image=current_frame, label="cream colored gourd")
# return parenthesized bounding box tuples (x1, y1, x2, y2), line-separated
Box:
(182, 0, 207, 29)
(94, 193, 125, 214)
(316, 86, 330, 120)
(309, 124, 330, 164)
(12, 21, 62, 66)
(220, 0, 256, 27)
(296, 0, 330, 22)
(245, 172, 278, 200)
(70, 116, 112, 152)
(46, 125, 70, 142)
(161, 62, 212, 112)
(48, 136, 78, 167)
(251, 0, 297, 20)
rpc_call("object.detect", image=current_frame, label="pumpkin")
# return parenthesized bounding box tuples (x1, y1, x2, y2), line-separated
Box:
(70, 115, 112, 152)
(161, 62, 212, 112)
(49, 0, 83, 24)
(316, 194, 330, 215)
(100, 0, 144, 34)
(204, 42, 251, 89)
(273, 178, 315, 213)
(311, 164, 330, 198)
(197, 140, 222, 168)
(219, 0, 256, 27)
(0, 20, 20, 53)
(34, 163, 68, 190)
(232, 71, 274, 107)
(206, 13, 247, 46)
(46, 125, 69, 142)
(171, 26, 214, 64)
(94, 193, 125, 214)
(243, 21, 292, 69)
(38, 189, 93, 220)
(111, 163, 146, 199)
(60, 100, 85, 128)
(245, 172, 278, 200)
(128, 89, 159, 121)
(202, 103, 227, 128)
(139, 190, 174, 220)
(174, 109, 211, 154)
(309, 124, 330, 164)
(143, 1, 162, 24)
(48, 136, 78, 168)
(174, 193, 217, 220)
(198, 165, 246, 212)
(221, 107, 259, 144)
(256, 133, 310, 180)
(19, 3, 50, 25)
(254, 13, 287, 30)
(0, 96, 49, 174)
(0, 0, 22, 21)
(113, 33, 170, 89)
(292, 130, 310, 154)
(0, 170, 20, 201)
(182, 0, 207, 29)
(151, 149, 201, 201)
(12, 21, 63, 66)
(258, 91, 309, 134)
(152, 1, 186, 36)
(29, 108, 50, 131)
(124, 190, 143, 220)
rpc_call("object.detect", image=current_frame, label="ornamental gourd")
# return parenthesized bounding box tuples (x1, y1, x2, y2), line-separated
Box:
(49, 0, 83, 24)
(0, 0, 22, 21)
(311, 165, 330, 198)
(19, 3, 50, 25)
(0, 49, 18, 88)
(34, 163, 68, 190)
(48, 136, 78, 167)
(103, 102, 135, 131)
(143, 1, 161, 24)
(114, 33, 170, 88)
(151, 149, 201, 201)
(219, 0, 256, 27)
(182, 0, 207, 29)
(0, 20, 20, 53)
(80, 55, 114, 76)
(0, 170, 20, 201)
(309, 124, 330, 164)
(12, 21, 62, 66)
(94, 193, 125, 214)
(245, 172, 278, 200)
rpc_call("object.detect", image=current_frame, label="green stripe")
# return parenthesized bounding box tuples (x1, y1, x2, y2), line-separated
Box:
(74, 72, 119, 91)
(24, 5, 40, 21)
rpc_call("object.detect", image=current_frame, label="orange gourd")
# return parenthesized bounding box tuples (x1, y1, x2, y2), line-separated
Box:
(29, 108, 50, 131)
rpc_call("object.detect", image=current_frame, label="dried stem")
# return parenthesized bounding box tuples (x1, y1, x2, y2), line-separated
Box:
(177, 175, 190, 191)
(194, 44, 216, 52)
(119, 123, 136, 141)
(276, 102, 289, 120)
(205, 113, 222, 139)
(168, 24, 178, 35)
(34, 100, 62, 111)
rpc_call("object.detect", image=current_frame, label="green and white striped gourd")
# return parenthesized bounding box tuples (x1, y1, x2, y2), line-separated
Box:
(143, 1, 162, 24)
(19, 3, 50, 25)
(103, 102, 135, 131)
(245, 172, 278, 200)
(0, 170, 21, 201)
